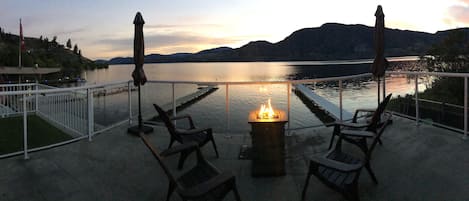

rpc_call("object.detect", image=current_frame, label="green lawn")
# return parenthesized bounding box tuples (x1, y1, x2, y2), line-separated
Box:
(0, 115, 72, 155)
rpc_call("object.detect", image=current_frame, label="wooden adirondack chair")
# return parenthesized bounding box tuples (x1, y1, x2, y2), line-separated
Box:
(301, 123, 386, 201)
(328, 93, 392, 155)
(153, 103, 219, 169)
(140, 133, 242, 201)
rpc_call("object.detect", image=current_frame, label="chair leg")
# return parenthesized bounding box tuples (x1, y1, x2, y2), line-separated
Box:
(166, 181, 175, 201)
(345, 182, 360, 201)
(208, 129, 219, 158)
(168, 138, 175, 149)
(232, 185, 242, 201)
(211, 139, 219, 158)
(328, 134, 335, 150)
(178, 151, 189, 170)
(328, 125, 340, 150)
(365, 162, 378, 184)
(301, 167, 313, 201)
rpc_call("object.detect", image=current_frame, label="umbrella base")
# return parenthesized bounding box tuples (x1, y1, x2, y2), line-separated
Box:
(127, 125, 154, 136)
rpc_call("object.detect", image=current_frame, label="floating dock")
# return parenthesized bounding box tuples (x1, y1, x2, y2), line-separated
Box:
(294, 84, 353, 121)
(153, 85, 218, 118)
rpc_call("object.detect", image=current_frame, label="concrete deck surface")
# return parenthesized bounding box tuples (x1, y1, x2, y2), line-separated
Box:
(1, 116, 469, 201)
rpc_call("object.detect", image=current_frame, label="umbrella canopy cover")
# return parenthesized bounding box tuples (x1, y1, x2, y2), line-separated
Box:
(371, 5, 388, 77)
(132, 12, 147, 86)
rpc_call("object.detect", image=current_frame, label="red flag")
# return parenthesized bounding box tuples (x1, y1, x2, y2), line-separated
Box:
(20, 19, 25, 51)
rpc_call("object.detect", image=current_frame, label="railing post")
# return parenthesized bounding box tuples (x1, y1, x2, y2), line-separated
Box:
(339, 80, 343, 121)
(464, 77, 468, 140)
(35, 83, 39, 113)
(23, 94, 29, 159)
(415, 75, 419, 126)
(128, 81, 132, 125)
(287, 83, 291, 136)
(87, 88, 94, 141)
(225, 84, 230, 136)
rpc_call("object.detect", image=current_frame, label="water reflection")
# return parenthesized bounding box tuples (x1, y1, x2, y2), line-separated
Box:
(81, 61, 424, 133)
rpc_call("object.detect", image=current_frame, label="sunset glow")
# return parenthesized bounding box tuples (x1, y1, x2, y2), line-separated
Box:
(1, 0, 468, 59)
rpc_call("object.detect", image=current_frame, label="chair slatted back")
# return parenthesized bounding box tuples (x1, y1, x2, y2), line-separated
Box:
(367, 93, 392, 132)
(153, 103, 183, 142)
(366, 93, 392, 160)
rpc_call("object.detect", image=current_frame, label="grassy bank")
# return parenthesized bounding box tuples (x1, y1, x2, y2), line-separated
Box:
(0, 115, 72, 155)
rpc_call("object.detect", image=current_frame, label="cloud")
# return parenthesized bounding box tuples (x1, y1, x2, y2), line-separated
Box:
(51, 27, 87, 36)
(95, 32, 240, 55)
(448, 5, 469, 24)
(146, 24, 223, 29)
(461, 0, 469, 5)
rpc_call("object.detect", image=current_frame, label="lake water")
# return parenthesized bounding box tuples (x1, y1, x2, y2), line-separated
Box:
(81, 59, 424, 134)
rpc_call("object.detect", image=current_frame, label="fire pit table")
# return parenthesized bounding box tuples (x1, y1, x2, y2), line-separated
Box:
(248, 99, 288, 177)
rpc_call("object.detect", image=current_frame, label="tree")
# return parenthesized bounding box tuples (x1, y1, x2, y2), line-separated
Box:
(52, 36, 57, 44)
(78, 49, 82, 63)
(73, 44, 78, 54)
(422, 30, 469, 72)
(66, 39, 72, 49)
(417, 29, 469, 105)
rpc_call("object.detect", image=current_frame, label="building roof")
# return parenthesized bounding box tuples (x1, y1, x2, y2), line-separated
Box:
(0, 66, 61, 75)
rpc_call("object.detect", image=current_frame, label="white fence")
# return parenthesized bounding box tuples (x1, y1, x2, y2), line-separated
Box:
(1, 71, 468, 159)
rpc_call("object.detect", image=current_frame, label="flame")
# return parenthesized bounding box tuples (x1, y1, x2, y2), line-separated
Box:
(257, 98, 279, 119)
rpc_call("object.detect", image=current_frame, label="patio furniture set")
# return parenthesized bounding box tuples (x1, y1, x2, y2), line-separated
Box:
(141, 94, 392, 201)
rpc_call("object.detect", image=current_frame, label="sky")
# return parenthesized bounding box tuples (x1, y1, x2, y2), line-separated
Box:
(1, 0, 469, 60)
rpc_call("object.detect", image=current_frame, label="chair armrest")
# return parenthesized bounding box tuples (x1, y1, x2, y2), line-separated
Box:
(176, 127, 211, 135)
(170, 114, 196, 129)
(178, 172, 236, 198)
(355, 108, 376, 113)
(334, 120, 369, 129)
(310, 156, 362, 173)
(340, 130, 375, 138)
(160, 142, 199, 157)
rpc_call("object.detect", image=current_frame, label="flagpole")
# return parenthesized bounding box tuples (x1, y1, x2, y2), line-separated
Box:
(18, 18, 22, 69)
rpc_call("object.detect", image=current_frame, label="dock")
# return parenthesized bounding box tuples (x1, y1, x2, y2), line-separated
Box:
(294, 84, 353, 121)
(150, 85, 218, 119)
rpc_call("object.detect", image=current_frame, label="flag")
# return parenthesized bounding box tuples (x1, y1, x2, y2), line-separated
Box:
(20, 19, 25, 51)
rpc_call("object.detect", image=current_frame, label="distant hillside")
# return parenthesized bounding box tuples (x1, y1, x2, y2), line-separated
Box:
(108, 23, 469, 64)
(0, 28, 107, 76)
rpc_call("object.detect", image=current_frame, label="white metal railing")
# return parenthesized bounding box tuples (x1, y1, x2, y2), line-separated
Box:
(0, 81, 131, 159)
(1, 70, 469, 159)
(0, 83, 37, 117)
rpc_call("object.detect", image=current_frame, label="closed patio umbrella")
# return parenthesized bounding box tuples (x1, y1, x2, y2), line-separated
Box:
(128, 12, 153, 135)
(132, 12, 147, 86)
(372, 5, 389, 104)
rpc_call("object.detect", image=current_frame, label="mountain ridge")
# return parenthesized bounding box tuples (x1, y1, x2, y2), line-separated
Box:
(107, 23, 469, 64)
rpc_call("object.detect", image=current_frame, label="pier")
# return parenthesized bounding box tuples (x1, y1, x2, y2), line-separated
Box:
(294, 84, 353, 121)
(150, 85, 218, 119)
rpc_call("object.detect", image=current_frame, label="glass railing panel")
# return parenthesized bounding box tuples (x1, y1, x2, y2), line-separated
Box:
(92, 82, 131, 130)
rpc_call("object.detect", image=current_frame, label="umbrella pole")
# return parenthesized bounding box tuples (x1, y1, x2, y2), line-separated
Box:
(383, 75, 386, 100)
(138, 83, 142, 129)
(377, 76, 381, 105)
(128, 79, 153, 135)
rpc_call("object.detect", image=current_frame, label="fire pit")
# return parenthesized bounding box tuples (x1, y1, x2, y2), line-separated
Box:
(248, 98, 288, 177)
